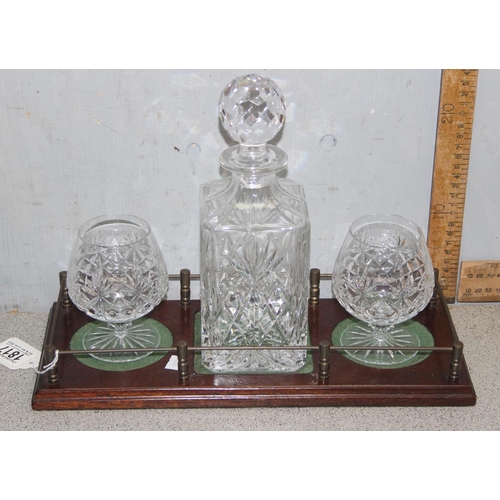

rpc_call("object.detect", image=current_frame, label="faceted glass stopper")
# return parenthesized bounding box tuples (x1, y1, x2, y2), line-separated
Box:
(219, 74, 286, 145)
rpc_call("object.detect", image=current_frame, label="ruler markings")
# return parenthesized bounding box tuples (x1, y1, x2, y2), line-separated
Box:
(427, 69, 478, 303)
(458, 260, 500, 302)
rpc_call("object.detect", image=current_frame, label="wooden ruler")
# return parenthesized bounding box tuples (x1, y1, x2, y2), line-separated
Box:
(427, 69, 479, 303)
(458, 260, 500, 302)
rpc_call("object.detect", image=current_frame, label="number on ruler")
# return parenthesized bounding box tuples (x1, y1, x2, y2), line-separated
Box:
(428, 69, 478, 302)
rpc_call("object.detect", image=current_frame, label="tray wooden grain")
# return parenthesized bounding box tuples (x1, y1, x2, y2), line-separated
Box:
(32, 280, 476, 410)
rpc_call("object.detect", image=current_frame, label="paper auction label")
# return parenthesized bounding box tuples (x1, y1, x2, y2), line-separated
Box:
(0, 337, 41, 370)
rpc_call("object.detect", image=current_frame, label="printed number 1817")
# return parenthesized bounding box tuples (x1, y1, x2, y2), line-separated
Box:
(0, 345, 24, 362)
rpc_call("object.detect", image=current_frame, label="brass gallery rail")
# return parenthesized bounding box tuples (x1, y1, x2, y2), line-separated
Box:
(40, 268, 464, 387)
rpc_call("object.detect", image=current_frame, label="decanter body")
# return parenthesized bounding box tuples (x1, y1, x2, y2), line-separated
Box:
(200, 74, 311, 373)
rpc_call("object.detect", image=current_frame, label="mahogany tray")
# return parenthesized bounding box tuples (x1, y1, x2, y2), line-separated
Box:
(32, 272, 476, 410)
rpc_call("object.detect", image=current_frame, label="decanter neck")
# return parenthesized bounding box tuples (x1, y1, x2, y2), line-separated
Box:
(231, 171, 278, 189)
(220, 144, 288, 178)
(238, 144, 268, 161)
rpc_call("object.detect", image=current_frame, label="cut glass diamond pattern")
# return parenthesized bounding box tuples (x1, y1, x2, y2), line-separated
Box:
(219, 74, 286, 145)
(332, 215, 435, 367)
(201, 75, 310, 373)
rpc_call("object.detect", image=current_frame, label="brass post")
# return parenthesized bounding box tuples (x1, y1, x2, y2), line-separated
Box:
(177, 340, 189, 384)
(45, 344, 59, 384)
(318, 340, 331, 382)
(430, 268, 439, 308)
(309, 268, 321, 307)
(59, 271, 72, 309)
(180, 268, 191, 308)
(449, 340, 463, 381)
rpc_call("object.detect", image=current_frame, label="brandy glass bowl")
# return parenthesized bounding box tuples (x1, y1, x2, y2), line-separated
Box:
(332, 214, 435, 366)
(67, 215, 168, 363)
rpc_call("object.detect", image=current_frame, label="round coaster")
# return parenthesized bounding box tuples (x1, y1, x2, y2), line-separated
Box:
(70, 318, 173, 372)
(331, 318, 434, 369)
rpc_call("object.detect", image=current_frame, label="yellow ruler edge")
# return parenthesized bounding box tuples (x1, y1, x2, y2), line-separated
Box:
(458, 260, 500, 302)
(427, 69, 479, 303)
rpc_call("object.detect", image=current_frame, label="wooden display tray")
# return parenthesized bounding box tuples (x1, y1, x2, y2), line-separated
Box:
(32, 276, 476, 410)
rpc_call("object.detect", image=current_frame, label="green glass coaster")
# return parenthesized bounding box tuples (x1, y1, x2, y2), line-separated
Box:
(70, 318, 173, 372)
(193, 313, 313, 375)
(331, 318, 434, 369)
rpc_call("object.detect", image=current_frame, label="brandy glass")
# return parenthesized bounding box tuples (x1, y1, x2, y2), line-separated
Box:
(67, 215, 168, 363)
(332, 214, 434, 366)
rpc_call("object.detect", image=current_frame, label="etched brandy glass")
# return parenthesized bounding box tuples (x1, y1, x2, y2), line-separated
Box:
(200, 74, 310, 373)
(67, 215, 168, 363)
(332, 214, 435, 366)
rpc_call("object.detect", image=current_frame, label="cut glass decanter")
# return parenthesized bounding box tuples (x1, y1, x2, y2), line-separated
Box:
(200, 74, 311, 373)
